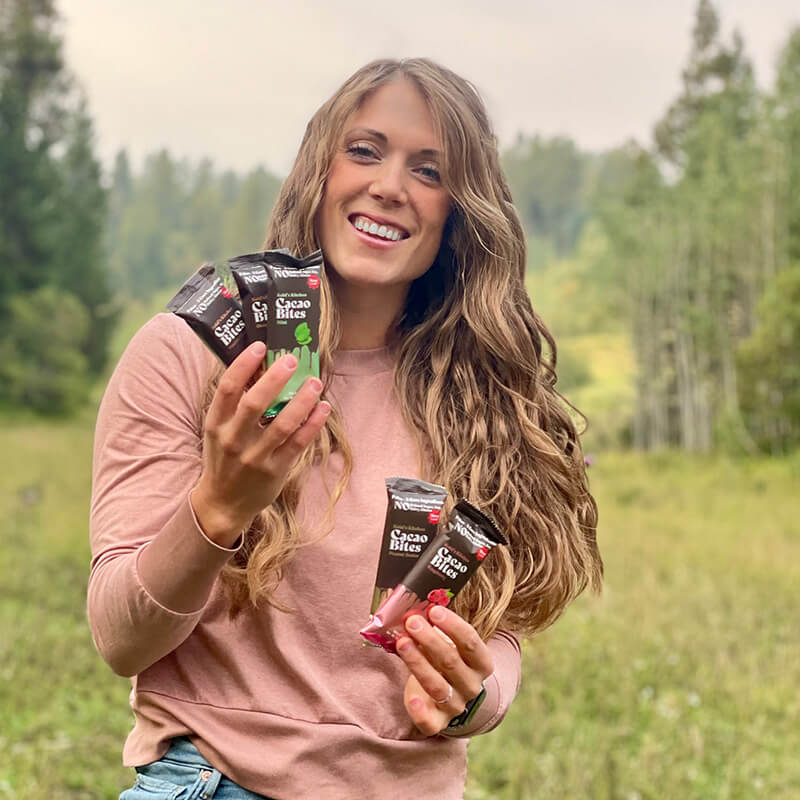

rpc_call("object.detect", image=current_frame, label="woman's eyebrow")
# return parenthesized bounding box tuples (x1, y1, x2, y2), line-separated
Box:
(344, 127, 441, 159)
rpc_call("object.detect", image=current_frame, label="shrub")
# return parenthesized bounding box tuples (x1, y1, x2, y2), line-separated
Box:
(0, 287, 91, 414)
(737, 265, 800, 454)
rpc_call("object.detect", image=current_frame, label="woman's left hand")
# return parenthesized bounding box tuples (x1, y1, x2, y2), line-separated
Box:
(397, 605, 494, 736)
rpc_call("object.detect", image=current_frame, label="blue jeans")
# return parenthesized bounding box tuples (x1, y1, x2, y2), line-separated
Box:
(120, 737, 275, 800)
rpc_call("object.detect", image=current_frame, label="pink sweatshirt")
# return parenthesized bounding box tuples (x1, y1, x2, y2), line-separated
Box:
(89, 313, 521, 800)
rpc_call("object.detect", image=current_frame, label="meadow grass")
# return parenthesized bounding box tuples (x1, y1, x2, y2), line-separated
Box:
(0, 409, 133, 798)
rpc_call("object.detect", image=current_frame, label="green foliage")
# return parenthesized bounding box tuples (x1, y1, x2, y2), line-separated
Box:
(0, 0, 64, 298)
(654, 0, 757, 169)
(585, 0, 800, 452)
(503, 134, 588, 264)
(559, 332, 636, 452)
(774, 27, 800, 261)
(737, 265, 800, 453)
(0, 287, 91, 414)
(0, 0, 113, 384)
(552, 341, 590, 393)
(107, 151, 282, 298)
(527, 221, 631, 340)
(53, 99, 115, 374)
(222, 166, 282, 256)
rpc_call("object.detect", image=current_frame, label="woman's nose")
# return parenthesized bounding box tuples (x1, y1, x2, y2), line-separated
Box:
(368, 157, 408, 206)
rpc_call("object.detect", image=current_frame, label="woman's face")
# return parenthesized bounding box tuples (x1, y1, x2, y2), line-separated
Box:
(316, 78, 451, 296)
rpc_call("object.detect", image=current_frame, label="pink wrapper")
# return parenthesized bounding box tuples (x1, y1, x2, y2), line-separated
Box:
(359, 585, 429, 653)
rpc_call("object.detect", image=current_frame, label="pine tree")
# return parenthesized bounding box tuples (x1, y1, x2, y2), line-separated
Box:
(52, 98, 113, 373)
(116, 149, 185, 297)
(774, 28, 800, 262)
(107, 149, 134, 290)
(0, 0, 113, 409)
(0, 0, 66, 297)
(502, 134, 587, 264)
(221, 166, 281, 256)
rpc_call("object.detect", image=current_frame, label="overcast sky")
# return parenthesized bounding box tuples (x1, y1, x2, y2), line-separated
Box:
(58, 0, 800, 177)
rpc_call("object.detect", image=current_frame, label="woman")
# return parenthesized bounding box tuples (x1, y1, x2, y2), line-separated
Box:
(89, 58, 602, 800)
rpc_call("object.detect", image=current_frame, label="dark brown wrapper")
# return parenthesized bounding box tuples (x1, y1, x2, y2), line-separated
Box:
(359, 500, 507, 653)
(228, 248, 293, 345)
(230, 249, 323, 418)
(370, 477, 447, 614)
(167, 263, 246, 365)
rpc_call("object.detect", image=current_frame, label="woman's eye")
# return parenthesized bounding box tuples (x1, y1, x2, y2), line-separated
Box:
(347, 144, 378, 159)
(417, 165, 441, 182)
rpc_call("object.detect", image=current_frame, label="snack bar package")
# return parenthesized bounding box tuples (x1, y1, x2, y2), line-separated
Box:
(359, 500, 508, 654)
(167, 263, 247, 365)
(230, 249, 322, 418)
(229, 254, 270, 344)
(370, 477, 448, 615)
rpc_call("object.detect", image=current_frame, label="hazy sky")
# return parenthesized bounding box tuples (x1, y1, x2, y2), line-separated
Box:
(58, 0, 800, 176)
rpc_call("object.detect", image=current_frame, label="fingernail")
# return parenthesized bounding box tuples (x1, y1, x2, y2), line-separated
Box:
(429, 606, 446, 623)
(409, 697, 422, 711)
(319, 401, 331, 417)
(250, 342, 266, 356)
(309, 378, 323, 394)
(397, 638, 412, 654)
(406, 616, 423, 632)
(284, 355, 297, 371)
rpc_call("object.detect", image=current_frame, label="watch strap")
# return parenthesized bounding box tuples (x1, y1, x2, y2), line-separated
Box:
(446, 683, 487, 729)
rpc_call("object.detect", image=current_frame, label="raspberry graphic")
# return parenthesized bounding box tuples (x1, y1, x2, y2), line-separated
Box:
(427, 588, 452, 606)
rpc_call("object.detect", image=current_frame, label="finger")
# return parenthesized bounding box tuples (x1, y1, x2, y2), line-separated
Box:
(426, 605, 495, 676)
(226, 354, 301, 439)
(206, 342, 267, 427)
(404, 614, 485, 701)
(396, 636, 462, 712)
(250, 376, 325, 455)
(404, 691, 445, 738)
(269, 401, 332, 469)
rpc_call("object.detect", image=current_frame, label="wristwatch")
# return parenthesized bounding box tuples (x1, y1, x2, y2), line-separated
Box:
(447, 682, 487, 729)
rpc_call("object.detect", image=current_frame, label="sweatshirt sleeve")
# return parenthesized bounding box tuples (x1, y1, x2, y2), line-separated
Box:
(440, 629, 522, 739)
(88, 313, 240, 678)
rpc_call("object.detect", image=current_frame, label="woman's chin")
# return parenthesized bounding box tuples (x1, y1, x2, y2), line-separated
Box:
(328, 263, 404, 291)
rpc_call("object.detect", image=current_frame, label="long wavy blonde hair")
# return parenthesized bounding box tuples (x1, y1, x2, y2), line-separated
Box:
(207, 58, 602, 640)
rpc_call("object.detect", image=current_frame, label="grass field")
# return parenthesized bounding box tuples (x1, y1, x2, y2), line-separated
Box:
(1, 293, 798, 798)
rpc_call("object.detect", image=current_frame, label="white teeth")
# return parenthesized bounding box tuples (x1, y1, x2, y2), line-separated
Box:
(352, 215, 405, 240)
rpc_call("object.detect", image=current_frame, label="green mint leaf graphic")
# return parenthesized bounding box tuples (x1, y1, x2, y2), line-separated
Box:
(294, 322, 312, 346)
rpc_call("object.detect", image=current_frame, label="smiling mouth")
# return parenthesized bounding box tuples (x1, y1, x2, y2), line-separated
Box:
(348, 214, 409, 242)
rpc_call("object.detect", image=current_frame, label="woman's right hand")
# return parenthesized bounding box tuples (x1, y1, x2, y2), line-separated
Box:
(191, 341, 331, 547)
